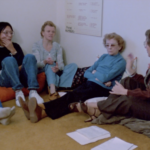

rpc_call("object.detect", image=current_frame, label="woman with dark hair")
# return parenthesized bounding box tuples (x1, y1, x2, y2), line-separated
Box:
(0, 22, 44, 107)
(72, 29, 150, 122)
(19, 32, 126, 123)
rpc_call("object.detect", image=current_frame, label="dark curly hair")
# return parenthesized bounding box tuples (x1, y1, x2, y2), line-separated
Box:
(0, 22, 13, 33)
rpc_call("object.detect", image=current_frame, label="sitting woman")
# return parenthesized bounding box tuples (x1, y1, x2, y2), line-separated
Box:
(0, 22, 43, 107)
(32, 21, 77, 100)
(19, 32, 126, 123)
(72, 29, 150, 122)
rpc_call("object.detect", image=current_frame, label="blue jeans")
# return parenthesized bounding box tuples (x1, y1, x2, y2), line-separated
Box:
(38, 63, 77, 87)
(0, 54, 39, 90)
(38, 63, 61, 87)
(0, 101, 3, 107)
(45, 63, 59, 86)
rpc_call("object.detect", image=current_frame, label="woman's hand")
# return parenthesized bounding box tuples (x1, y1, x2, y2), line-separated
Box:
(44, 58, 53, 65)
(110, 81, 128, 95)
(51, 62, 59, 73)
(92, 70, 96, 74)
(46, 58, 54, 65)
(104, 81, 111, 87)
(126, 53, 137, 75)
(2, 39, 17, 54)
(18, 65, 22, 71)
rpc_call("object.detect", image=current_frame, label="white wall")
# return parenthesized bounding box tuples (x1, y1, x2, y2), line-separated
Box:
(0, 0, 150, 75)
(0, 0, 57, 54)
(56, 0, 150, 75)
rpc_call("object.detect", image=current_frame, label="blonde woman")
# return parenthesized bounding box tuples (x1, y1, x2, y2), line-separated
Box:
(32, 21, 77, 100)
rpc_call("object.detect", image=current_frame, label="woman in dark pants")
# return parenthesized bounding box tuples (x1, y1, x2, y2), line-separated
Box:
(19, 33, 126, 123)
(72, 29, 150, 122)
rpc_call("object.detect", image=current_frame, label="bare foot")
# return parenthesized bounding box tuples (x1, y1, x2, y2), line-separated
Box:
(84, 104, 101, 122)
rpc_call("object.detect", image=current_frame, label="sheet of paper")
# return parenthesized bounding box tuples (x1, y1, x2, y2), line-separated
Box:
(58, 92, 67, 97)
(65, 0, 103, 37)
(67, 131, 110, 145)
(76, 126, 110, 140)
(91, 137, 137, 150)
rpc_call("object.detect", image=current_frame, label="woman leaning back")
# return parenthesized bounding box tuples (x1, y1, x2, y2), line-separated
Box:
(32, 21, 77, 100)
(74, 29, 150, 122)
(19, 32, 126, 123)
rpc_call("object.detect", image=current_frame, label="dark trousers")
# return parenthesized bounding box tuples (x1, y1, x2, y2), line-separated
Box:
(44, 81, 110, 119)
(98, 77, 150, 120)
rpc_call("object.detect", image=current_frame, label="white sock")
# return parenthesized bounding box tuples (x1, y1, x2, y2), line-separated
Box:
(15, 90, 25, 101)
(0, 117, 11, 125)
(15, 90, 21, 94)
(0, 106, 15, 125)
(29, 90, 44, 103)
(29, 90, 36, 94)
(50, 84, 56, 94)
(0, 107, 11, 119)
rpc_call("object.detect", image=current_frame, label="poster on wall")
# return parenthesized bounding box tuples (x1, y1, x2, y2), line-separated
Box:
(65, 0, 103, 37)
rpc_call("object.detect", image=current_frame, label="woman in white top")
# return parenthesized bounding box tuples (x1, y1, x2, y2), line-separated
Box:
(32, 21, 77, 100)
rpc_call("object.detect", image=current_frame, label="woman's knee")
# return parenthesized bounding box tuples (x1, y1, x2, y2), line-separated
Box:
(63, 63, 78, 74)
(45, 64, 54, 71)
(2, 57, 17, 67)
(23, 54, 36, 63)
(68, 63, 77, 70)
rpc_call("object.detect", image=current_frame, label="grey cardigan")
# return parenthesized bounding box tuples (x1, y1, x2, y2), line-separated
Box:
(32, 39, 64, 70)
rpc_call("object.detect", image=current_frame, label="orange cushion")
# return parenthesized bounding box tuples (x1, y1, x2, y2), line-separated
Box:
(0, 72, 46, 102)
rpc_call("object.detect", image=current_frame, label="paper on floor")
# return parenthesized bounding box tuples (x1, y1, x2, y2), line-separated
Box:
(58, 92, 67, 97)
(91, 137, 137, 150)
(76, 126, 110, 140)
(67, 126, 110, 145)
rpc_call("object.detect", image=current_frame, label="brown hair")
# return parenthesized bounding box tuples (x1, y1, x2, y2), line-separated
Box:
(103, 33, 125, 52)
(145, 29, 150, 46)
(41, 21, 56, 37)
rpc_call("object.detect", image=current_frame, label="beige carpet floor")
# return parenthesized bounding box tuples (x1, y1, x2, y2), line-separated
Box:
(0, 91, 150, 150)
